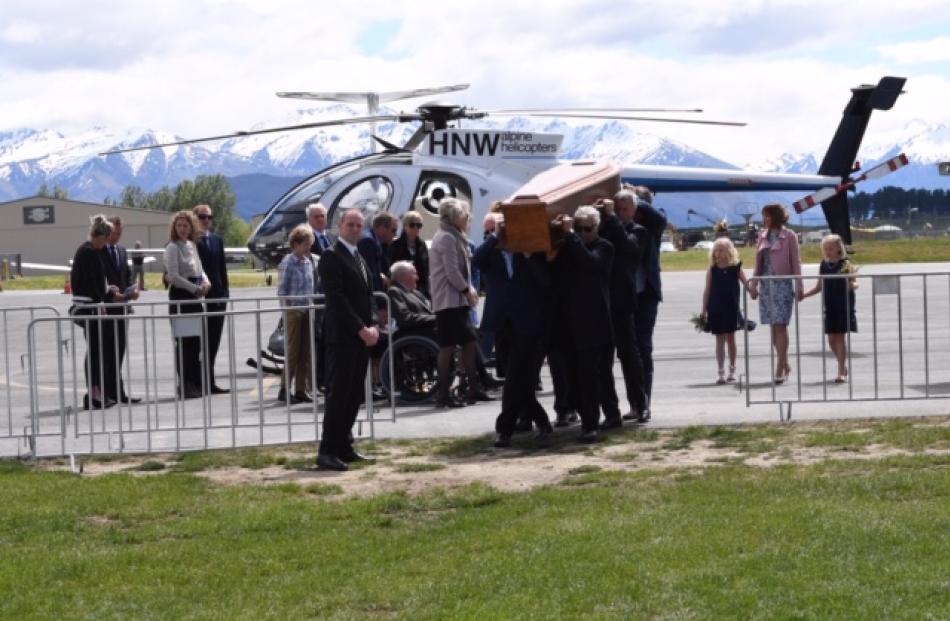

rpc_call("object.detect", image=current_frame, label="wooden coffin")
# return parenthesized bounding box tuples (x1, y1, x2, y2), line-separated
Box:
(499, 161, 622, 253)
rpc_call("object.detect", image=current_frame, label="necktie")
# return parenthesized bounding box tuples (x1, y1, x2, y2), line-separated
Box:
(320, 234, 329, 250)
(110, 245, 119, 269)
(354, 250, 369, 287)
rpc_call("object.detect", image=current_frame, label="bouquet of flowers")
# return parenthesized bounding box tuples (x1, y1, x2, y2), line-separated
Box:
(841, 258, 859, 290)
(689, 312, 709, 333)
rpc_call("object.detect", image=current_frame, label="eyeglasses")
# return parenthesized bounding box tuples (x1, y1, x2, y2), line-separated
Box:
(574, 225, 594, 233)
(407, 222, 423, 229)
(197, 214, 214, 221)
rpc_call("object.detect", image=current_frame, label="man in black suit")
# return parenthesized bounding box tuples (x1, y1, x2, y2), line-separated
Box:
(307, 202, 334, 390)
(358, 211, 397, 294)
(599, 194, 649, 427)
(552, 206, 614, 443)
(100, 216, 140, 404)
(629, 186, 667, 421)
(194, 204, 231, 394)
(317, 208, 379, 471)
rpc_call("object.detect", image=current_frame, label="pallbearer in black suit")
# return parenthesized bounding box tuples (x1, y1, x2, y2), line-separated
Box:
(194, 204, 231, 394)
(316, 209, 379, 471)
(99, 216, 140, 404)
(552, 206, 614, 443)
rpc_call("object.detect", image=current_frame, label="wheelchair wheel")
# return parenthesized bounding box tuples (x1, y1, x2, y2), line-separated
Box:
(380, 335, 440, 404)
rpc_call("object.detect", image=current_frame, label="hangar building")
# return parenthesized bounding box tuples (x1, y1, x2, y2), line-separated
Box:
(0, 196, 173, 274)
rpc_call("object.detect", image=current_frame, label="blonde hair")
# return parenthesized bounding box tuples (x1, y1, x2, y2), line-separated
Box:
(402, 210, 423, 226)
(89, 214, 114, 239)
(710, 237, 740, 267)
(169, 210, 199, 243)
(820, 234, 847, 261)
(288, 223, 315, 247)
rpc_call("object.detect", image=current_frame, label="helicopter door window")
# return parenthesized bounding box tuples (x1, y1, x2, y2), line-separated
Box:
(330, 175, 394, 229)
(412, 172, 472, 215)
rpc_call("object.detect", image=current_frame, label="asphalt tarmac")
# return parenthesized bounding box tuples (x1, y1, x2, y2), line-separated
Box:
(2, 261, 948, 457)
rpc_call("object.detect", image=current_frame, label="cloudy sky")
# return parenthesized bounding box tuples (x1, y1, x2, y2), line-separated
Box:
(2, 0, 949, 164)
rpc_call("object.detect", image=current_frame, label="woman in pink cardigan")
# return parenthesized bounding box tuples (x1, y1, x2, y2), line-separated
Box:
(748, 203, 803, 384)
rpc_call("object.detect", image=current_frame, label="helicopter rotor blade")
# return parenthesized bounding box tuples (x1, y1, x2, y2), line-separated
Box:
(484, 107, 704, 114)
(486, 111, 746, 127)
(276, 84, 470, 103)
(99, 114, 411, 155)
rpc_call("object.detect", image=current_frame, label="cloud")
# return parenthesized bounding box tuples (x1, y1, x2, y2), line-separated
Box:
(0, 0, 948, 165)
(878, 37, 950, 64)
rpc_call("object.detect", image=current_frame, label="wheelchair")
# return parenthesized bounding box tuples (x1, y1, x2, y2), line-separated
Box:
(378, 331, 441, 404)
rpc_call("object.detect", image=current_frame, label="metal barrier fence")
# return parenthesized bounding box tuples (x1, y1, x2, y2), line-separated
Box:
(743, 271, 950, 420)
(3, 293, 395, 457)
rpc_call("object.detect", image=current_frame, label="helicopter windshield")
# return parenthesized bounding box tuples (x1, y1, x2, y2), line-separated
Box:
(329, 175, 395, 230)
(248, 160, 365, 258)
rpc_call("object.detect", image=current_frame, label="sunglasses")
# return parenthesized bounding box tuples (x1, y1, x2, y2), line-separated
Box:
(574, 225, 594, 233)
(197, 214, 214, 221)
(407, 222, 423, 229)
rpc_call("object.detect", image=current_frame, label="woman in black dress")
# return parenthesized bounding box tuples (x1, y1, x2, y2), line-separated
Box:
(702, 238, 754, 384)
(388, 211, 430, 298)
(803, 234, 856, 383)
(70, 215, 119, 409)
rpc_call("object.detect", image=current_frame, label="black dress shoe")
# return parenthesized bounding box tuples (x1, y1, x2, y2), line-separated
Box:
(555, 411, 578, 427)
(83, 394, 116, 410)
(435, 395, 466, 409)
(535, 424, 554, 441)
(578, 429, 599, 444)
(493, 433, 512, 448)
(514, 419, 533, 434)
(340, 449, 371, 463)
(466, 390, 493, 404)
(277, 388, 288, 403)
(117, 394, 142, 404)
(293, 392, 313, 404)
(210, 385, 230, 395)
(599, 417, 622, 431)
(638, 409, 651, 423)
(316, 453, 348, 471)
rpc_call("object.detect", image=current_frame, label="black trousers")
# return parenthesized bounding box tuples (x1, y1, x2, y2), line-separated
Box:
(102, 313, 127, 400)
(169, 287, 205, 393)
(601, 311, 647, 416)
(569, 345, 605, 432)
(204, 301, 227, 381)
(495, 331, 548, 436)
(79, 315, 116, 396)
(634, 293, 660, 405)
(320, 341, 369, 457)
(547, 343, 575, 417)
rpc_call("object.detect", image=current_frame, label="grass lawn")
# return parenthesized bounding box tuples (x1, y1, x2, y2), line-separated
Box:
(1, 270, 273, 291)
(1, 418, 949, 619)
(661, 236, 950, 271)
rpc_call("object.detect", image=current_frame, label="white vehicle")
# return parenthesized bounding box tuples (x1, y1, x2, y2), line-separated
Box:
(692, 240, 715, 251)
(104, 77, 908, 266)
(659, 242, 678, 253)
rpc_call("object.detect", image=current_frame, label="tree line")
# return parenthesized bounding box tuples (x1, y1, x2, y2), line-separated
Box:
(38, 175, 252, 246)
(850, 187, 950, 224)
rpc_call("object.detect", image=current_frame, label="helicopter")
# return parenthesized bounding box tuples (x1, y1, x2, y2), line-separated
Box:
(103, 76, 907, 264)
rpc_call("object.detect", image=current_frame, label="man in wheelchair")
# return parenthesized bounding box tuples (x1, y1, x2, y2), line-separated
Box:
(388, 261, 437, 341)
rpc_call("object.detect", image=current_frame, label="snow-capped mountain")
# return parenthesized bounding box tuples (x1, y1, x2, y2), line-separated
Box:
(747, 121, 950, 193)
(1, 110, 946, 228)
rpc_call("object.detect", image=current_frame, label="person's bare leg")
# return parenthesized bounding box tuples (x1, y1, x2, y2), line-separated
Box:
(726, 332, 737, 381)
(715, 335, 726, 383)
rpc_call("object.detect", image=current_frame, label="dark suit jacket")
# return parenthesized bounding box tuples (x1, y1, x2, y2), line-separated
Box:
(319, 241, 376, 346)
(387, 285, 436, 334)
(100, 244, 131, 315)
(507, 252, 551, 336)
(633, 202, 667, 301)
(357, 229, 388, 293)
(554, 234, 614, 347)
(471, 234, 510, 333)
(196, 232, 230, 301)
(389, 234, 430, 297)
(310, 229, 336, 256)
(599, 215, 641, 315)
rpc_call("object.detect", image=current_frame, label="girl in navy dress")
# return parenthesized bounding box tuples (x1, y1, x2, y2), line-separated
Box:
(702, 238, 755, 384)
(802, 234, 857, 383)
